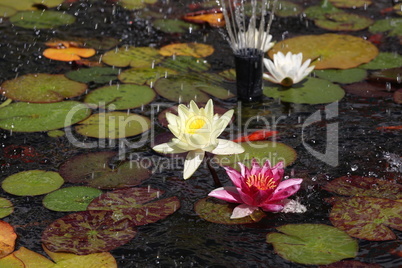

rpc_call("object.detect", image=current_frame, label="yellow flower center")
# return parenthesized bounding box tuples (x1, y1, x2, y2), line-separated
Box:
(185, 117, 206, 134)
(246, 173, 277, 190)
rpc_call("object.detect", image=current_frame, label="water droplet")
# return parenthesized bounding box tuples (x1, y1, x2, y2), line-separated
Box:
(350, 164, 358, 171)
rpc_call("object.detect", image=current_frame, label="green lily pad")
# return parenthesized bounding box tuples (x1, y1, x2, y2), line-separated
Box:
(87, 187, 180, 226)
(10, 10, 75, 29)
(329, 0, 372, 8)
(101, 46, 164, 68)
(0, 0, 63, 11)
(59, 151, 151, 189)
(42, 210, 137, 255)
(153, 19, 200, 33)
(160, 55, 210, 73)
(315, 12, 373, 31)
(65, 67, 120, 84)
(269, 34, 378, 70)
(0, 101, 91, 132)
(117, 0, 158, 10)
(369, 18, 402, 37)
(369, 67, 402, 84)
(212, 141, 297, 170)
(194, 197, 266, 225)
(0, 198, 13, 218)
(2, 170, 64, 196)
(330, 197, 402, 241)
(75, 111, 151, 139)
(304, 1, 343, 20)
(266, 224, 358, 265)
(84, 84, 156, 110)
(154, 74, 233, 103)
(43, 186, 103, 212)
(0, 5, 17, 17)
(0, 74, 87, 103)
(322, 176, 402, 200)
(118, 66, 178, 85)
(47, 129, 65, 138)
(313, 69, 367, 84)
(244, 1, 302, 18)
(263, 77, 345, 104)
(359, 52, 402, 70)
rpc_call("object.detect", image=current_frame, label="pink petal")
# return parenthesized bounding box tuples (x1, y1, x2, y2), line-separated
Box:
(260, 203, 284, 212)
(208, 186, 243, 203)
(270, 178, 302, 202)
(223, 166, 243, 188)
(239, 161, 249, 178)
(250, 159, 262, 175)
(230, 204, 259, 219)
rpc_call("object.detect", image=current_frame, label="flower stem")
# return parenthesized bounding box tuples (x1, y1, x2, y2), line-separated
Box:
(206, 156, 222, 187)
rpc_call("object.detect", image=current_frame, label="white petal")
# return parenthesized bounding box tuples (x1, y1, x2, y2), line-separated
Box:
(165, 112, 178, 127)
(230, 204, 259, 219)
(211, 139, 245, 155)
(183, 150, 205, 179)
(153, 142, 188, 154)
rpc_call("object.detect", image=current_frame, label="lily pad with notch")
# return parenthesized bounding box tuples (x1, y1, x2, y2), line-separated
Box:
(43, 186, 103, 212)
(266, 224, 358, 265)
(0, 101, 91, 132)
(87, 187, 180, 226)
(330, 197, 402, 241)
(10, 10, 75, 29)
(194, 197, 266, 225)
(41, 210, 137, 255)
(101, 46, 164, 68)
(2, 170, 64, 196)
(84, 84, 156, 110)
(212, 141, 297, 170)
(322, 175, 402, 200)
(313, 68, 367, 84)
(0, 0, 64, 11)
(59, 151, 151, 189)
(65, 67, 120, 84)
(118, 66, 178, 85)
(268, 34, 378, 70)
(314, 12, 373, 32)
(263, 77, 345, 104)
(0, 74, 87, 103)
(74, 111, 151, 139)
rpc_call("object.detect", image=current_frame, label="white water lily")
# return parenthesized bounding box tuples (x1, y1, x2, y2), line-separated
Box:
(234, 27, 275, 52)
(153, 100, 244, 180)
(263, 51, 315, 87)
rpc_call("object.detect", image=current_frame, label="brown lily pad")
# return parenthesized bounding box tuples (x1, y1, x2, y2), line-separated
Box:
(268, 34, 378, 70)
(329, 197, 402, 241)
(159, 43, 214, 58)
(195, 197, 266, 225)
(343, 81, 394, 98)
(0, 74, 87, 103)
(42, 210, 137, 255)
(87, 187, 180, 226)
(59, 151, 151, 189)
(322, 176, 402, 200)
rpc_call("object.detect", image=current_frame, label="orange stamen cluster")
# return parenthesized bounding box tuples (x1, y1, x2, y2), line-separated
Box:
(246, 173, 277, 190)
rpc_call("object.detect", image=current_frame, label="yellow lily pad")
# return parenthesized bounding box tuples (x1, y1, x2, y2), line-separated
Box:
(159, 43, 214, 58)
(329, 0, 372, 8)
(0, 253, 24, 268)
(75, 112, 151, 139)
(268, 34, 378, 69)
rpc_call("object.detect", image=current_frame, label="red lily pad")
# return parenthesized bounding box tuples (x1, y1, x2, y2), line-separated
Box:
(394, 89, 402, 103)
(343, 81, 394, 98)
(322, 176, 402, 200)
(87, 187, 180, 226)
(42, 210, 137, 255)
(369, 67, 402, 84)
(59, 151, 151, 189)
(194, 197, 266, 225)
(315, 12, 373, 32)
(266, 224, 358, 265)
(329, 197, 402, 241)
(0, 74, 87, 103)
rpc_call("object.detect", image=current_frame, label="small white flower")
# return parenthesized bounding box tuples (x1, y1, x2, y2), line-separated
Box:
(153, 100, 244, 180)
(263, 51, 315, 86)
(234, 27, 274, 52)
(281, 199, 307, 214)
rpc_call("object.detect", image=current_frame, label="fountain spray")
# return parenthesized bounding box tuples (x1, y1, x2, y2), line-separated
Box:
(219, 0, 277, 102)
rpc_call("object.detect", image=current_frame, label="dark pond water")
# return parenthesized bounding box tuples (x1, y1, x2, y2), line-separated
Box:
(0, 0, 401, 267)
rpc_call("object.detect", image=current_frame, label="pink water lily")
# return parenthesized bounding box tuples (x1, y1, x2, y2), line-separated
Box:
(208, 159, 303, 219)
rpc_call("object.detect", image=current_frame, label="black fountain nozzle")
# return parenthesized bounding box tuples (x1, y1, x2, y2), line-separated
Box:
(234, 48, 264, 103)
